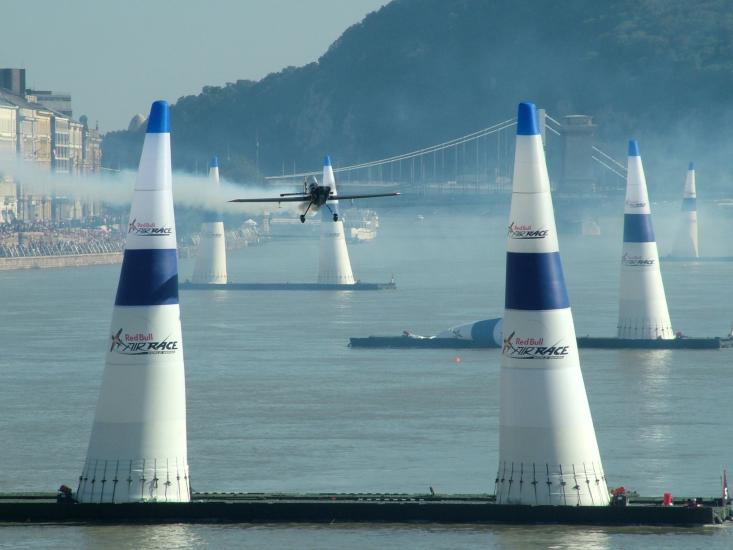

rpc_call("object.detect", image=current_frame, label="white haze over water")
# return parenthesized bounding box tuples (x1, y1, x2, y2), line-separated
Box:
(0, 158, 302, 216)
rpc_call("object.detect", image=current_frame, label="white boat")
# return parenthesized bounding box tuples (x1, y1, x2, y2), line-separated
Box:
(345, 208, 379, 243)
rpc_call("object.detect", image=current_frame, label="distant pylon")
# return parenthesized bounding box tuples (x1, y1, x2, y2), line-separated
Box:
(317, 156, 356, 284)
(192, 156, 228, 284)
(617, 140, 673, 340)
(671, 162, 699, 258)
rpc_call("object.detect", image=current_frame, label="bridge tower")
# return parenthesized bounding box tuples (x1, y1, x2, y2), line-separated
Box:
(560, 115, 596, 194)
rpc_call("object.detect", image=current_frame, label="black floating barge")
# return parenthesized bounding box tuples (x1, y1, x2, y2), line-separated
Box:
(0, 493, 728, 526)
(350, 337, 498, 349)
(180, 281, 396, 291)
(349, 336, 731, 350)
(662, 255, 733, 262)
(576, 337, 731, 350)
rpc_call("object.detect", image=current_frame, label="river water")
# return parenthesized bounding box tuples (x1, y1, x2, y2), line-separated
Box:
(0, 200, 731, 548)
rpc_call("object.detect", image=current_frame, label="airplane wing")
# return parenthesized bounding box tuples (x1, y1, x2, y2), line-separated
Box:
(327, 192, 401, 200)
(229, 197, 308, 203)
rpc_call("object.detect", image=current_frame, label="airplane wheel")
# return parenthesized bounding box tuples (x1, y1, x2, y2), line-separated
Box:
(300, 215, 306, 223)
(333, 214, 339, 222)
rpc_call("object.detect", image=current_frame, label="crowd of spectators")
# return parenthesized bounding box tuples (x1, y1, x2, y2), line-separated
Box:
(0, 218, 126, 258)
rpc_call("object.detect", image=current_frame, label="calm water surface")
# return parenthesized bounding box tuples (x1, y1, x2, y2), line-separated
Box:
(0, 201, 731, 548)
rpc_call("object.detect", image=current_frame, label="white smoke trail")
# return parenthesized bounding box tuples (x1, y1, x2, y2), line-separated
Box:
(0, 158, 304, 215)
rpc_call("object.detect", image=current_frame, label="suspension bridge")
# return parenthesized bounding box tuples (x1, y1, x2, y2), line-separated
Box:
(265, 110, 627, 196)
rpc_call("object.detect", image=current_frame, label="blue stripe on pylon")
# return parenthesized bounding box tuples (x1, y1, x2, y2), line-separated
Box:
(505, 252, 570, 310)
(146, 100, 170, 133)
(623, 213, 655, 242)
(115, 249, 179, 306)
(681, 197, 696, 212)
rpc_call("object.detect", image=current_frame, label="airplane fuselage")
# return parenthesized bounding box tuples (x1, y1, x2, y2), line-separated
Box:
(310, 185, 332, 207)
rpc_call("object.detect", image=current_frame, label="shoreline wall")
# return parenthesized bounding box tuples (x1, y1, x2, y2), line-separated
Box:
(0, 252, 122, 271)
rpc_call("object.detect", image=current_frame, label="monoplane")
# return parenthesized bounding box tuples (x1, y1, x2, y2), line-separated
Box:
(230, 157, 400, 223)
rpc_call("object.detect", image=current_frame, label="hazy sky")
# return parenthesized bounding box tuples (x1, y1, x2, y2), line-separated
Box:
(0, 0, 386, 132)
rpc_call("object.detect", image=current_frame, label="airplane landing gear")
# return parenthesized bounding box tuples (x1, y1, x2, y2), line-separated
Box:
(299, 201, 314, 223)
(325, 204, 339, 222)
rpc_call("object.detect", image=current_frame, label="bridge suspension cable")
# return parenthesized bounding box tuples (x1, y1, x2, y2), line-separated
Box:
(265, 111, 626, 184)
(265, 118, 516, 180)
(592, 146, 626, 171)
(591, 146, 627, 179)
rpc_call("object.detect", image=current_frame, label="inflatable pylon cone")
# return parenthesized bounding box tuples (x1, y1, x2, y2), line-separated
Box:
(671, 162, 699, 258)
(496, 102, 608, 506)
(77, 100, 190, 503)
(317, 155, 355, 284)
(192, 156, 228, 284)
(617, 140, 673, 339)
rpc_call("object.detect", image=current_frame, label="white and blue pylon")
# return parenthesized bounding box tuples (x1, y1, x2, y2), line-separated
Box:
(671, 162, 699, 258)
(496, 102, 608, 506)
(317, 155, 356, 284)
(77, 100, 190, 503)
(617, 140, 674, 339)
(192, 156, 228, 284)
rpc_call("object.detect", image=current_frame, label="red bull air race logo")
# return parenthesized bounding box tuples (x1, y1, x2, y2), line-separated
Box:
(508, 222, 549, 240)
(625, 200, 647, 209)
(621, 253, 655, 267)
(502, 331, 569, 359)
(110, 328, 179, 355)
(128, 219, 173, 237)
